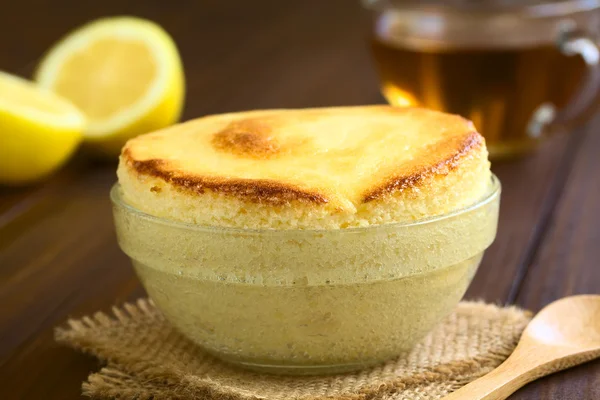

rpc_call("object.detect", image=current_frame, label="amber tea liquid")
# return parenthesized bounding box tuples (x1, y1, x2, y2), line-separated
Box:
(371, 38, 584, 158)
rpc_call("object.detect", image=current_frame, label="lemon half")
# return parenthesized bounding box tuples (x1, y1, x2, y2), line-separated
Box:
(0, 71, 85, 185)
(35, 17, 185, 156)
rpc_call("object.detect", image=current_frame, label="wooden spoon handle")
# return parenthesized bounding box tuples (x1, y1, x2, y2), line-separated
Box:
(442, 354, 540, 400)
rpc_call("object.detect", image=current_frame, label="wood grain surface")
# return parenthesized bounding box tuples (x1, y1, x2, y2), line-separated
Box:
(0, 1, 599, 399)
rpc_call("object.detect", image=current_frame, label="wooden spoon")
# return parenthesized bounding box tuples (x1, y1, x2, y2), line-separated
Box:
(443, 294, 600, 400)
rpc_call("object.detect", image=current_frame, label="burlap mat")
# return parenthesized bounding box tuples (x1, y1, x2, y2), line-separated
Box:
(55, 299, 531, 400)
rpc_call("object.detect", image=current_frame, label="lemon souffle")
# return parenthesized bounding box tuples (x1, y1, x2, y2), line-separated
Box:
(118, 106, 490, 228)
(113, 105, 500, 374)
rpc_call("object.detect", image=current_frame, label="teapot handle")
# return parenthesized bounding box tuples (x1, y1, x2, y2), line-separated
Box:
(528, 25, 600, 138)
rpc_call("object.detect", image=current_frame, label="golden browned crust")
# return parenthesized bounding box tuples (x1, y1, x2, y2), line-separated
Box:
(122, 148, 329, 205)
(362, 131, 483, 202)
(211, 118, 283, 159)
(120, 106, 486, 207)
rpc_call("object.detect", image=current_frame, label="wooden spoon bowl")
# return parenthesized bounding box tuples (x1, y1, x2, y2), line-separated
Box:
(443, 295, 600, 400)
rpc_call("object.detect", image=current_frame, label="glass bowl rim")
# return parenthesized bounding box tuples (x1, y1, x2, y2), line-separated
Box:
(361, 0, 600, 17)
(110, 174, 501, 236)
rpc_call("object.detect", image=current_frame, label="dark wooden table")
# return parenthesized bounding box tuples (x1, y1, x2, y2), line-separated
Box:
(1, 1, 599, 399)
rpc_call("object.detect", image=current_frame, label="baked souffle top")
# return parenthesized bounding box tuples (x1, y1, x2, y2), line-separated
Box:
(117, 105, 491, 229)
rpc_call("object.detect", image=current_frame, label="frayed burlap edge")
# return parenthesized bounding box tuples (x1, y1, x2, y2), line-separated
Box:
(78, 356, 505, 400)
(56, 299, 532, 400)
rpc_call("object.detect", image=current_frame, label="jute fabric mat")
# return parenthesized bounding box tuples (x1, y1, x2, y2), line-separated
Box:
(56, 299, 531, 400)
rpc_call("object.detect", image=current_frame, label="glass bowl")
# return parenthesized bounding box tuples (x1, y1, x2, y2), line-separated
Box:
(111, 175, 500, 375)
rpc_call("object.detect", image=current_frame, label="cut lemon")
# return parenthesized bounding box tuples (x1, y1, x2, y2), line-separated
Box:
(35, 16, 184, 156)
(0, 71, 85, 185)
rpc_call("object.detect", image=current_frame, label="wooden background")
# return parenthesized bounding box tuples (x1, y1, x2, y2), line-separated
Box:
(0, 1, 598, 398)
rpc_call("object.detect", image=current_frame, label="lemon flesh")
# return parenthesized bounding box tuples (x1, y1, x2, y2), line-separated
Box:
(0, 71, 85, 185)
(35, 17, 185, 156)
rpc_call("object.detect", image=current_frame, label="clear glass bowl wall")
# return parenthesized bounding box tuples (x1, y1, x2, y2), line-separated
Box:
(111, 175, 501, 375)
